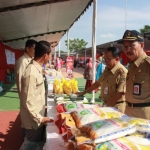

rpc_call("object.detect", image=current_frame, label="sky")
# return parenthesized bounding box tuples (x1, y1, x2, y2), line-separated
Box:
(57, 0, 150, 51)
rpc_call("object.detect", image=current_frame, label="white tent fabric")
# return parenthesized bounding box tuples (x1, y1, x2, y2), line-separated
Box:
(0, 0, 92, 49)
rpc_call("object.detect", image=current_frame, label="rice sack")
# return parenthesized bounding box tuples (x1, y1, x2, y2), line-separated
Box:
(79, 117, 136, 144)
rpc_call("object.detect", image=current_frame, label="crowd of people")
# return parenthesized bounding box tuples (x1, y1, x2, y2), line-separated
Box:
(14, 29, 150, 150)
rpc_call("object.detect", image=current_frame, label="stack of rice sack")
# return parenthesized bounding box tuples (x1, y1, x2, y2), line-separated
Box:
(55, 106, 125, 146)
(54, 105, 150, 150)
(53, 78, 78, 95)
(67, 116, 150, 150)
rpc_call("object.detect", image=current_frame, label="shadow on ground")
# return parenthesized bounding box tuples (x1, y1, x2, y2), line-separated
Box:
(0, 114, 23, 150)
(0, 82, 17, 96)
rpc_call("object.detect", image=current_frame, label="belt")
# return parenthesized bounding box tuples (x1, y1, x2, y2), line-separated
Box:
(116, 101, 125, 104)
(127, 102, 150, 108)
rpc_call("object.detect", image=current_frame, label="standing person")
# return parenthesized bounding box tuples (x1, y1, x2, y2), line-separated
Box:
(78, 47, 127, 112)
(83, 57, 93, 90)
(122, 30, 150, 119)
(96, 52, 106, 80)
(19, 41, 53, 150)
(15, 39, 37, 99)
(56, 57, 61, 72)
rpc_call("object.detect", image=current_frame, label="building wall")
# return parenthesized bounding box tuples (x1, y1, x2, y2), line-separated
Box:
(0, 42, 23, 83)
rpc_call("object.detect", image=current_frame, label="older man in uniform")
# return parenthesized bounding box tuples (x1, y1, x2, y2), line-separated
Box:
(15, 39, 37, 99)
(19, 41, 53, 150)
(78, 47, 128, 112)
(122, 30, 150, 119)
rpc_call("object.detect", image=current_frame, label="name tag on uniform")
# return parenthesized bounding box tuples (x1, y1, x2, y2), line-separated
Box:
(104, 86, 108, 94)
(133, 83, 141, 95)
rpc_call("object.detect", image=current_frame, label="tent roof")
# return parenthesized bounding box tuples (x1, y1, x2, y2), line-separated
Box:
(0, 0, 92, 49)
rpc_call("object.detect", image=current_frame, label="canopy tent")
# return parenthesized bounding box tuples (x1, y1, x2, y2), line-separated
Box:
(0, 0, 93, 49)
(0, 0, 97, 85)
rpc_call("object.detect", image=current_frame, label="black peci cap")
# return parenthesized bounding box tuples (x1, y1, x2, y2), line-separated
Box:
(122, 30, 144, 42)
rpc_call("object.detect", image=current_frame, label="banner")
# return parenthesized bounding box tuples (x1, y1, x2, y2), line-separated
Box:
(5, 49, 15, 65)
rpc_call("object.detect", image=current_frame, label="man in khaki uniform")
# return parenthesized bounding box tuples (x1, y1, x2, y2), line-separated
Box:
(122, 30, 150, 119)
(15, 39, 37, 99)
(19, 41, 53, 150)
(78, 47, 127, 112)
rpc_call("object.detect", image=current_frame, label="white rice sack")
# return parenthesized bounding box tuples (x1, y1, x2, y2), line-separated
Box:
(64, 102, 84, 112)
(98, 107, 125, 119)
(96, 136, 150, 150)
(71, 108, 106, 128)
(83, 104, 101, 108)
(71, 107, 125, 128)
(79, 117, 136, 144)
(123, 116, 150, 134)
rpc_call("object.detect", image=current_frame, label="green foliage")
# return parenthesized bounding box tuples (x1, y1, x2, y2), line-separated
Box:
(55, 50, 66, 53)
(140, 25, 150, 34)
(65, 38, 88, 53)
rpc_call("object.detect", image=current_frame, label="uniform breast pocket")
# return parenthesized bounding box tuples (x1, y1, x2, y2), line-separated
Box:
(107, 79, 116, 94)
(133, 73, 149, 96)
(36, 77, 44, 94)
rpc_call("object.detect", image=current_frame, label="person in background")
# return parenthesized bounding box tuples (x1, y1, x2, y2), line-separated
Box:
(19, 41, 53, 150)
(83, 58, 93, 90)
(56, 57, 61, 72)
(122, 30, 150, 119)
(15, 39, 37, 99)
(78, 47, 127, 112)
(96, 52, 106, 80)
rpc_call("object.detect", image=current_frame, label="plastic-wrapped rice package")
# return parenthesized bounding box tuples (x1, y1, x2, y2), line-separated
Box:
(83, 104, 101, 108)
(121, 116, 150, 137)
(56, 102, 84, 113)
(71, 107, 125, 128)
(64, 102, 84, 112)
(79, 117, 136, 144)
(99, 107, 125, 119)
(96, 136, 150, 150)
(71, 108, 106, 128)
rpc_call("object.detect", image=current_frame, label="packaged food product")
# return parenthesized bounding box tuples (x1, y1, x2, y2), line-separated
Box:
(79, 117, 136, 144)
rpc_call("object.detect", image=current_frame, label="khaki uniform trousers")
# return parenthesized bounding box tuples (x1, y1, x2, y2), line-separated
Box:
(114, 102, 126, 113)
(125, 105, 150, 120)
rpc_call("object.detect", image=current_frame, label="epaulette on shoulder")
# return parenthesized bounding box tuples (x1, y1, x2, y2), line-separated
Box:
(145, 56, 150, 64)
(118, 68, 125, 74)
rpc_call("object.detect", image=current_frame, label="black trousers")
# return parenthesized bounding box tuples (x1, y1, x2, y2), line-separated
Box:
(22, 125, 45, 142)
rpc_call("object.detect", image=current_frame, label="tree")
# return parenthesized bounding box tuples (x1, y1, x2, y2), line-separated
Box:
(65, 38, 88, 53)
(140, 25, 150, 34)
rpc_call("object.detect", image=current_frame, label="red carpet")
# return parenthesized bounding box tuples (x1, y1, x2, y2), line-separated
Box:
(0, 110, 23, 150)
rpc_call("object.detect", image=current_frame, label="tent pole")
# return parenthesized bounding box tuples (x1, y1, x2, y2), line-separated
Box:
(58, 41, 60, 57)
(67, 31, 69, 56)
(91, 0, 97, 103)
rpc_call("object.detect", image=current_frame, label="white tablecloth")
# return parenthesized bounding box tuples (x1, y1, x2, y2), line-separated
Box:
(43, 94, 66, 150)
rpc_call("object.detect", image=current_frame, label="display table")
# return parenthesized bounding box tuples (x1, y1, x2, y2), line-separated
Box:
(43, 75, 67, 150)
(43, 97, 67, 150)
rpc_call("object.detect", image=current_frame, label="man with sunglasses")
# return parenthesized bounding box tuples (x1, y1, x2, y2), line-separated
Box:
(77, 47, 127, 112)
(122, 30, 150, 119)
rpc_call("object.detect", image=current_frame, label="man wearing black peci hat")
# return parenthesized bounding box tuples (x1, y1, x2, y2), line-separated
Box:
(122, 30, 150, 119)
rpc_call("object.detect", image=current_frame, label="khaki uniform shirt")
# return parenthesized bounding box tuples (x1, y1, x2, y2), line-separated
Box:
(97, 62, 127, 103)
(20, 60, 45, 129)
(14, 53, 32, 98)
(126, 53, 150, 103)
